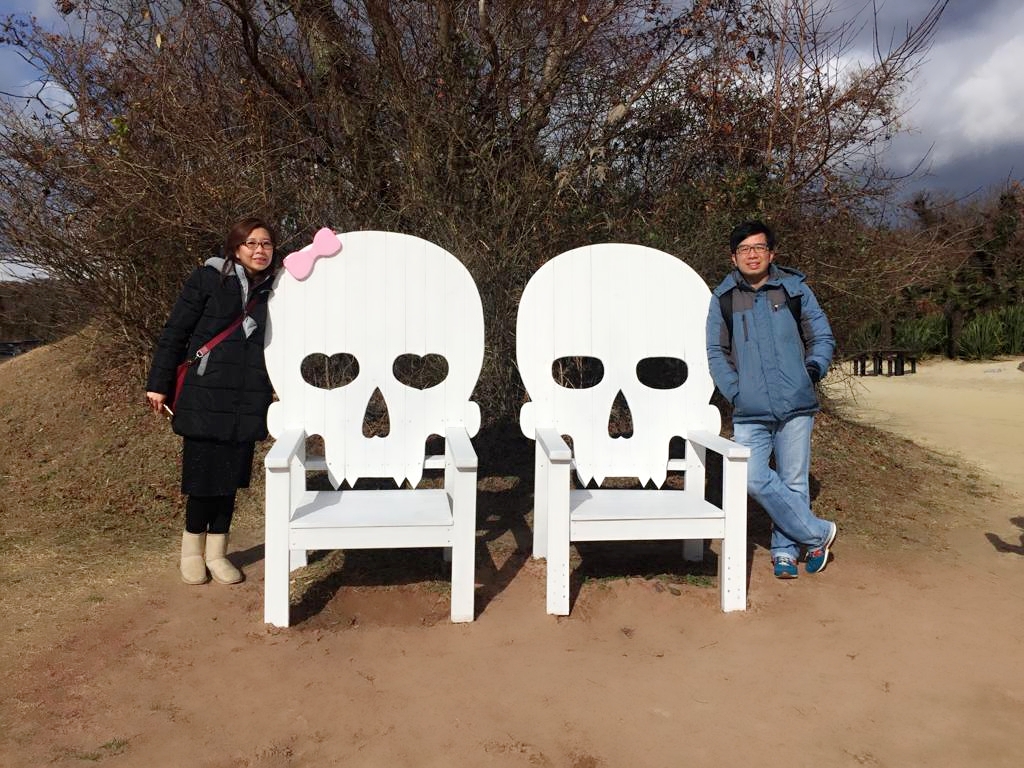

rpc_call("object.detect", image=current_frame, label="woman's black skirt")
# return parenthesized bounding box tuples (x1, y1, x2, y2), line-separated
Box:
(181, 438, 255, 497)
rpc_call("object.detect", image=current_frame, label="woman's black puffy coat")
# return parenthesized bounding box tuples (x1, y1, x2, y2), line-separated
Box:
(146, 261, 274, 442)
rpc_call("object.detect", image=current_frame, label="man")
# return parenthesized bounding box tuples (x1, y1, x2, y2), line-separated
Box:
(706, 220, 837, 578)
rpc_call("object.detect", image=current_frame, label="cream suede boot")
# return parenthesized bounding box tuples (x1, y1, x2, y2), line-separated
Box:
(205, 533, 243, 584)
(180, 531, 208, 585)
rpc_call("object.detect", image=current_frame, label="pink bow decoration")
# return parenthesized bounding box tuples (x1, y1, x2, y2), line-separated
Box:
(283, 228, 342, 280)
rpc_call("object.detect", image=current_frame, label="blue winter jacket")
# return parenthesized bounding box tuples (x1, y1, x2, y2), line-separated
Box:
(706, 265, 835, 423)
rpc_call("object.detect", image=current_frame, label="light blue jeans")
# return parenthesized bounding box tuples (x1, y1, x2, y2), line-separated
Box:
(733, 415, 833, 562)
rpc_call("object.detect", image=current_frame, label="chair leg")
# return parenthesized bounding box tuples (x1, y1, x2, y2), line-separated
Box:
(264, 468, 292, 627)
(532, 445, 549, 559)
(719, 532, 746, 612)
(448, 468, 476, 623)
(720, 454, 749, 612)
(449, 544, 474, 623)
(546, 508, 571, 616)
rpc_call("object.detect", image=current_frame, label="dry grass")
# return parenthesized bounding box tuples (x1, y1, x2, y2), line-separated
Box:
(0, 333, 993, 661)
(1, 331, 187, 661)
(812, 409, 993, 548)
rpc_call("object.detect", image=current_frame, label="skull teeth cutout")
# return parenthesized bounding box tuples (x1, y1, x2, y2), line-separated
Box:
(265, 231, 483, 487)
(517, 244, 720, 487)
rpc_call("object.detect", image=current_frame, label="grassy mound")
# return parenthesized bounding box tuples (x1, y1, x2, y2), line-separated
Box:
(0, 333, 992, 653)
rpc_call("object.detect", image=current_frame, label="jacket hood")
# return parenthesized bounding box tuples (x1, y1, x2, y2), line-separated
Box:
(712, 264, 807, 297)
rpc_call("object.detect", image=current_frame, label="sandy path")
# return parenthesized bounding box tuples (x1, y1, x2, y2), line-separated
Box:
(5, 537, 1024, 768)
(4, 357, 1024, 767)
(834, 356, 1024, 498)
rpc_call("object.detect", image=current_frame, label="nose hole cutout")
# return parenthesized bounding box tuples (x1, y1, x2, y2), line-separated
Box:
(301, 353, 359, 389)
(608, 390, 633, 438)
(393, 353, 449, 389)
(362, 388, 390, 437)
(552, 356, 604, 389)
(636, 357, 688, 389)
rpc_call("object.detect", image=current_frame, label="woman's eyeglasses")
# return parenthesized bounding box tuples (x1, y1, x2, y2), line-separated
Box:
(243, 240, 274, 250)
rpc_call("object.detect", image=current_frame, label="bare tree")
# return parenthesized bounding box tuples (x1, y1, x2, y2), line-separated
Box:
(0, 0, 953, 422)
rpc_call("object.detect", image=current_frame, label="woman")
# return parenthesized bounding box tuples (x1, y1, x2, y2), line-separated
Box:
(146, 217, 278, 585)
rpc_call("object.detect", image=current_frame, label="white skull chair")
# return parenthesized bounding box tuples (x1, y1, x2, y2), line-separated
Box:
(517, 244, 749, 614)
(263, 230, 483, 627)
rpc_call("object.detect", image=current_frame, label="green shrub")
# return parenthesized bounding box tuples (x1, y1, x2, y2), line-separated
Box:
(1000, 306, 1024, 355)
(957, 310, 1005, 359)
(895, 313, 947, 355)
(848, 320, 881, 352)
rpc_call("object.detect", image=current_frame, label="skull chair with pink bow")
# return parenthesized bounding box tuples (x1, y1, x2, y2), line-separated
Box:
(262, 230, 483, 627)
(516, 244, 750, 615)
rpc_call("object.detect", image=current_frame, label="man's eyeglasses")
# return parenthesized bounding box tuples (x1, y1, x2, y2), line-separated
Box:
(735, 244, 770, 255)
(243, 240, 274, 250)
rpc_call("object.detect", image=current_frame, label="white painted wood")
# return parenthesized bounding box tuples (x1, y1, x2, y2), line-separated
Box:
(569, 489, 731, 521)
(288, 436, 308, 571)
(533, 445, 549, 561)
(289, 488, 453, 527)
(302, 454, 446, 471)
(545, 448, 572, 616)
(263, 231, 483, 627)
(689, 430, 752, 459)
(446, 428, 477, 622)
(290, 525, 454, 551)
(445, 427, 479, 471)
(517, 244, 749, 614)
(719, 454, 749, 612)
(531, 428, 572, 560)
(536, 427, 573, 462)
(263, 442, 295, 627)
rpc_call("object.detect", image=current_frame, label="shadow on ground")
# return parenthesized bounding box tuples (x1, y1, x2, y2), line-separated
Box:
(244, 422, 835, 624)
(985, 516, 1024, 555)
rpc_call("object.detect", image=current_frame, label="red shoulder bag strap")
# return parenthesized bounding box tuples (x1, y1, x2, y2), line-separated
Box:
(192, 295, 260, 362)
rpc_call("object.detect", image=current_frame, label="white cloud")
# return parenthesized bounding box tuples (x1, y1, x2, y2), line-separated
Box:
(1, 2, 78, 117)
(859, 0, 1024, 192)
(1, 1, 65, 96)
(947, 34, 1024, 148)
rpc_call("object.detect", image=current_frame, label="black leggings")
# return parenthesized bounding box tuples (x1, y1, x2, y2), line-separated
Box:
(185, 494, 236, 535)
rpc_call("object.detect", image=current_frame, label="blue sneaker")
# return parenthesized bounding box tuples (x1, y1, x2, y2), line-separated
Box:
(773, 555, 798, 579)
(805, 522, 837, 574)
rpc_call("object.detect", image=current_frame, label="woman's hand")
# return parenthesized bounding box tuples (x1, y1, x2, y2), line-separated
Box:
(146, 391, 167, 414)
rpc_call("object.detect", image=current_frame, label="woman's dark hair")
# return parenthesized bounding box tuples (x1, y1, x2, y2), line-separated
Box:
(222, 216, 279, 277)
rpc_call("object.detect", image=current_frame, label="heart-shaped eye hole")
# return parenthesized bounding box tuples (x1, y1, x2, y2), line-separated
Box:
(301, 353, 359, 389)
(393, 353, 449, 389)
(551, 356, 604, 389)
(636, 357, 687, 389)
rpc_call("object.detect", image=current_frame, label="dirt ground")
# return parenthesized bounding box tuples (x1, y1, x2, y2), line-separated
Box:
(2, 349, 1024, 767)
(836, 356, 1024, 494)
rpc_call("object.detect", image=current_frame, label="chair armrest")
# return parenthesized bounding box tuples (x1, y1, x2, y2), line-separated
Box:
(688, 430, 750, 459)
(445, 426, 478, 471)
(265, 429, 306, 470)
(536, 428, 572, 463)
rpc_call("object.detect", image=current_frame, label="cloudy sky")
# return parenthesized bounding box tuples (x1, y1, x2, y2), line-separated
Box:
(0, 0, 1021, 203)
(864, 0, 1024, 199)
